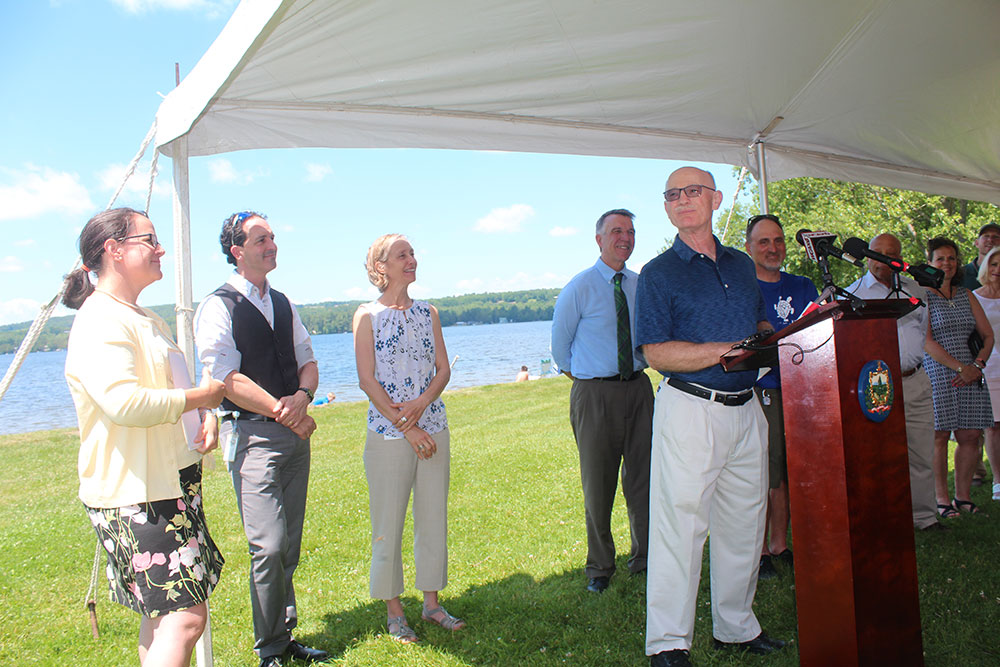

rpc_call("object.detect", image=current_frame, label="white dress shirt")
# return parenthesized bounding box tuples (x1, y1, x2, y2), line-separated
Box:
(846, 271, 927, 372)
(194, 271, 316, 383)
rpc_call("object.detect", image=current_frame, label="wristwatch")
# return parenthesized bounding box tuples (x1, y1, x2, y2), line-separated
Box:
(298, 387, 315, 401)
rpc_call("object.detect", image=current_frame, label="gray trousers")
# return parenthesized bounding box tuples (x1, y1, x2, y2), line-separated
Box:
(569, 376, 654, 578)
(224, 419, 310, 659)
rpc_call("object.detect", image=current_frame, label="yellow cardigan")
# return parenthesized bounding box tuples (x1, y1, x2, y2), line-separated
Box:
(65, 290, 199, 508)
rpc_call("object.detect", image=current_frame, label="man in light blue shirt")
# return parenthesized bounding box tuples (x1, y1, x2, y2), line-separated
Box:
(551, 209, 654, 593)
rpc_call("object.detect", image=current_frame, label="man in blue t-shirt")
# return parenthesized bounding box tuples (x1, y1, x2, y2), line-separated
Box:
(744, 214, 818, 579)
(637, 167, 785, 667)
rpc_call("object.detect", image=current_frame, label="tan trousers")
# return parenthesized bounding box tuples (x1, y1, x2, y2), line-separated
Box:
(364, 428, 450, 600)
(646, 383, 768, 655)
(903, 369, 938, 529)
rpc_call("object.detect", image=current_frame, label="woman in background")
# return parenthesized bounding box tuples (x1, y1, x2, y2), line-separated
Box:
(923, 237, 993, 517)
(63, 207, 226, 666)
(353, 233, 463, 643)
(972, 246, 1000, 502)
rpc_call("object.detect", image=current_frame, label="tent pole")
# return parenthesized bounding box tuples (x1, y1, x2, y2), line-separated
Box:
(171, 138, 196, 376)
(756, 141, 770, 214)
(170, 138, 214, 667)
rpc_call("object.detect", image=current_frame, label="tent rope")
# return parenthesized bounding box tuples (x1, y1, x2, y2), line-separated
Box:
(720, 166, 749, 239)
(0, 119, 158, 406)
(85, 537, 102, 638)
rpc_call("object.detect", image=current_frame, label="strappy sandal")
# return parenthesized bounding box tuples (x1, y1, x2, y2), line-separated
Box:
(387, 615, 418, 643)
(422, 605, 466, 631)
(937, 503, 960, 519)
(952, 498, 981, 514)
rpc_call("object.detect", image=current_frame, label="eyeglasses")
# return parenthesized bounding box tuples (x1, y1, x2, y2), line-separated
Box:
(746, 214, 782, 235)
(664, 184, 716, 202)
(231, 211, 256, 226)
(122, 233, 160, 249)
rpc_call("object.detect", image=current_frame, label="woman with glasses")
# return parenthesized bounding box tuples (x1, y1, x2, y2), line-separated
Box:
(972, 246, 1000, 502)
(922, 237, 993, 517)
(63, 207, 226, 666)
(353, 233, 463, 643)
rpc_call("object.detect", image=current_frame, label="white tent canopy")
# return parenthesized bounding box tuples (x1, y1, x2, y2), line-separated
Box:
(152, 0, 1000, 367)
(155, 0, 1000, 203)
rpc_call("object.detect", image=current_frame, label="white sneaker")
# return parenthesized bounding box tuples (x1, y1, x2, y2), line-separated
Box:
(993, 482, 1000, 501)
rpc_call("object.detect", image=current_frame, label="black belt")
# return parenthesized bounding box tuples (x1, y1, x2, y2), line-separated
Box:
(901, 362, 922, 378)
(667, 378, 754, 406)
(221, 413, 277, 423)
(590, 371, 645, 382)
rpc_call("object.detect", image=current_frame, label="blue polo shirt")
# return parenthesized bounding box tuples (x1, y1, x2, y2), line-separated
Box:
(636, 235, 766, 392)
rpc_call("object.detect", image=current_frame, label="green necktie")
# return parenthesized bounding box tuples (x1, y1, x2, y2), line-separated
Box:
(613, 272, 632, 379)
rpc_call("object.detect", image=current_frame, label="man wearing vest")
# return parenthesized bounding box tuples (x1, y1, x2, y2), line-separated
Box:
(195, 211, 327, 666)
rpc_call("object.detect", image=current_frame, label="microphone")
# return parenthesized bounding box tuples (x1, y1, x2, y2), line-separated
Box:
(795, 229, 864, 267)
(842, 237, 945, 288)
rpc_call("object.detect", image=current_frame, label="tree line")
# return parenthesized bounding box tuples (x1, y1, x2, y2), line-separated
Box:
(0, 289, 560, 355)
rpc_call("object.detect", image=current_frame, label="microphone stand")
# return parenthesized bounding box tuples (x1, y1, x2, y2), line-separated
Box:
(814, 252, 866, 312)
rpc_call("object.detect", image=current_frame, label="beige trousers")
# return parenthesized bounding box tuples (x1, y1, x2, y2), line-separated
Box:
(645, 383, 768, 655)
(364, 428, 450, 600)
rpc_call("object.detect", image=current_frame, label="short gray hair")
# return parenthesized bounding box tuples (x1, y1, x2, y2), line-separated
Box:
(595, 209, 635, 234)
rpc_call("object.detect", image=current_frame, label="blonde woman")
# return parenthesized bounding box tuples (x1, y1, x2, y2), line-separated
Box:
(973, 246, 1000, 501)
(353, 234, 464, 643)
(63, 208, 226, 666)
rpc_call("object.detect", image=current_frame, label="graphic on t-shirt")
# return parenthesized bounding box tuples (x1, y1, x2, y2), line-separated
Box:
(774, 295, 795, 324)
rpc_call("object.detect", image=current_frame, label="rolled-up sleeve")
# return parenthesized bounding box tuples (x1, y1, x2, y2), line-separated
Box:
(194, 296, 241, 381)
(289, 303, 316, 370)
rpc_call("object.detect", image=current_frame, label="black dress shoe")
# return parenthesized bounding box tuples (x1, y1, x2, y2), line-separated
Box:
(772, 549, 794, 566)
(650, 649, 692, 666)
(586, 576, 610, 593)
(259, 657, 283, 667)
(713, 632, 786, 655)
(285, 640, 329, 663)
(758, 554, 778, 579)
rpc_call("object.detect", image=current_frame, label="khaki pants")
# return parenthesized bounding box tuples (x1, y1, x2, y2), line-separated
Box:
(364, 428, 450, 599)
(645, 383, 768, 655)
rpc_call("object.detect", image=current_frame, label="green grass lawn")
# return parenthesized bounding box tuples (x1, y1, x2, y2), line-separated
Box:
(1, 375, 998, 666)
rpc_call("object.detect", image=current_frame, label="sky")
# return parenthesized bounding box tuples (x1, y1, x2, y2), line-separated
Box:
(0, 0, 751, 327)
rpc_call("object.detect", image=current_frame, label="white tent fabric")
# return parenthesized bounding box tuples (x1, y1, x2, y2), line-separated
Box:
(155, 0, 1000, 204)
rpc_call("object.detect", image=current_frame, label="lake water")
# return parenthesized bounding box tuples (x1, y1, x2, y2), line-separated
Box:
(0, 320, 556, 436)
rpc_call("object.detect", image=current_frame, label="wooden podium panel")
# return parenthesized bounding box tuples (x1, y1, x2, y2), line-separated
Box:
(780, 311, 923, 666)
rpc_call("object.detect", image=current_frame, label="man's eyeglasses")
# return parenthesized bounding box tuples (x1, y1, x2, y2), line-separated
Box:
(664, 184, 716, 202)
(746, 214, 782, 236)
(231, 211, 256, 226)
(122, 233, 160, 249)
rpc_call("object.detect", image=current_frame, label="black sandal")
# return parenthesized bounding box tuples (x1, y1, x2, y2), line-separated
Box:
(952, 498, 980, 514)
(937, 503, 960, 518)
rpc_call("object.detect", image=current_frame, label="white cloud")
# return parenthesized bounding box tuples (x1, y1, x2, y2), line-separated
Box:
(278, 224, 295, 233)
(305, 163, 333, 183)
(345, 285, 379, 300)
(207, 158, 256, 185)
(473, 204, 535, 233)
(0, 256, 25, 273)
(409, 283, 431, 298)
(456, 278, 484, 292)
(14, 239, 35, 247)
(111, 0, 236, 17)
(549, 226, 577, 237)
(0, 165, 94, 221)
(0, 298, 43, 326)
(97, 162, 170, 200)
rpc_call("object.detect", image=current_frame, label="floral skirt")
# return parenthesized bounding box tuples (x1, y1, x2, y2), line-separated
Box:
(84, 463, 224, 618)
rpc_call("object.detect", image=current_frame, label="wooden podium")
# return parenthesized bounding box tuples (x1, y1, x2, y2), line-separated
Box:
(725, 299, 924, 666)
